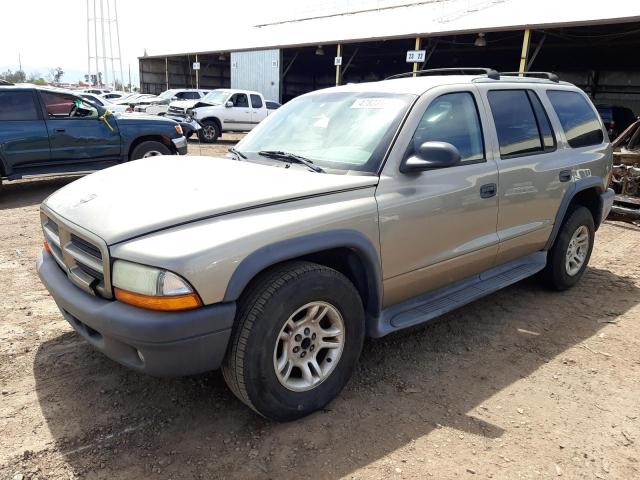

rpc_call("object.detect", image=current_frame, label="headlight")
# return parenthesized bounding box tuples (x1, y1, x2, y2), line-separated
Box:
(175, 124, 183, 135)
(112, 260, 202, 311)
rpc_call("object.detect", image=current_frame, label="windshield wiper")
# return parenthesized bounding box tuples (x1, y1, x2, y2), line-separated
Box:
(258, 150, 324, 173)
(228, 147, 247, 160)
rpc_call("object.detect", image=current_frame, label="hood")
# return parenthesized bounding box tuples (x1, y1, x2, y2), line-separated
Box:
(115, 112, 177, 126)
(44, 156, 378, 245)
(169, 99, 199, 109)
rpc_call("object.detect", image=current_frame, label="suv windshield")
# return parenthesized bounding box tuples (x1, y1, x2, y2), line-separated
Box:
(236, 91, 414, 173)
(202, 90, 230, 105)
(157, 89, 179, 100)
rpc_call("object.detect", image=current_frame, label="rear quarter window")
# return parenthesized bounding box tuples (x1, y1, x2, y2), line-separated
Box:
(0, 91, 39, 121)
(547, 90, 604, 148)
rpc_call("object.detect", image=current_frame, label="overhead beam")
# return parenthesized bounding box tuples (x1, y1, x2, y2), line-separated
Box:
(282, 51, 299, 79)
(420, 39, 439, 69)
(341, 46, 360, 77)
(526, 33, 546, 71)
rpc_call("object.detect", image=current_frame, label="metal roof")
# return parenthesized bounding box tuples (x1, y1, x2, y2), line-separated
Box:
(142, 0, 640, 58)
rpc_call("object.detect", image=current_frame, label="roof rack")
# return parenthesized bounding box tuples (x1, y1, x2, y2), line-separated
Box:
(499, 71, 560, 83)
(386, 68, 500, 81)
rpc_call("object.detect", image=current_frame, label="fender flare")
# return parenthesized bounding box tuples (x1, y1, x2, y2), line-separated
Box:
(222, 229, 383, 318)
(544, 176, 605, 250)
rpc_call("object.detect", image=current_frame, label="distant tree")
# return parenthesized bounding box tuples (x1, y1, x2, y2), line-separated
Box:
(0, 69, 27, 83)
(47, 67, 64, 84)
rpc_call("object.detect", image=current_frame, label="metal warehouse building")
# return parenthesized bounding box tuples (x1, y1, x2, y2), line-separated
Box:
(139, 0, 640, 112)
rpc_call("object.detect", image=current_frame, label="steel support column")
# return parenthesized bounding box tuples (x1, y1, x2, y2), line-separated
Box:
(519, 29, 531, 74)
(336, 44, 342, 86)
(413, 37, 421, 77)
(165, 57, 169, 89)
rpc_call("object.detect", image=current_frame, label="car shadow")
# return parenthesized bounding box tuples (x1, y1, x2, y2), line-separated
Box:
(33, 266, 638, 479)
(0, 176, 79, 210)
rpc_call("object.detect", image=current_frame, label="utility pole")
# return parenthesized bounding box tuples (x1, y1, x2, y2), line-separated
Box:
(128, 64, 131, 92)
(114, 0, 124, 90)
(100, 0, 109, 86)
(107, 0, 116, 88)
(92, 0, 99, 85)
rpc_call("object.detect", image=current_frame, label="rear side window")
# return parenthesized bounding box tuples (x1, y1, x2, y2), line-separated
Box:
(547, 90, 604, 148)
(527, 91, 556, 151)
(0, 91, 39, 121)
(488, 90, 550, 157)
(181, 91, 201, 100)
(409, 92, 485, 163)
(250, 94, 263, 108)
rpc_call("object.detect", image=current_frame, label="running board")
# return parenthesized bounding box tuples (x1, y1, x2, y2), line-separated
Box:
(368, 252, 547, 338)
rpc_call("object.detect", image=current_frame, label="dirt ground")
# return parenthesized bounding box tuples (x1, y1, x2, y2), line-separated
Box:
(1, 137, 639, 479)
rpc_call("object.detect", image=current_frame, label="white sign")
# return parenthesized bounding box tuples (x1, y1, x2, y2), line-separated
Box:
(192, 62, 200, 70)
(334, 56, 343, 66)
(406, 50, 426, 63)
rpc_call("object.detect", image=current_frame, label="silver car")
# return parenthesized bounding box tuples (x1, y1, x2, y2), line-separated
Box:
(37, 68, 614, 421)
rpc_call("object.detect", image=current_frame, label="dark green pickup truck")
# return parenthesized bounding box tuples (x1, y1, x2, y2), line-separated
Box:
(0, 86, 187, 187)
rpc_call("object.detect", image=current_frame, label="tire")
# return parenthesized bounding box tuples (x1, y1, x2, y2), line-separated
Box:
(222, 261, 365, 421)
(130, 141, 171, 160)
(197, 120, 220, 143)
(542, 206, 595, 291)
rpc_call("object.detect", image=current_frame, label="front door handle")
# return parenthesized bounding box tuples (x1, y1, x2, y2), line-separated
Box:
(559, 170, 572, 182)
(55, 128, 66, 133)
(480, 183, 497, 198)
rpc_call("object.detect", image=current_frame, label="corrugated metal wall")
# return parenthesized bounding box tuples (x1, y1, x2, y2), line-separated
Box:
(230, 49, 281, 102)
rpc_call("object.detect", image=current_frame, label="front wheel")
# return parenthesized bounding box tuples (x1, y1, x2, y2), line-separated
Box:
(222, 261, 365, 421)
(542, 206, 595, 290)
(130, 140, 171, 160)
(197, 120, 220, 143)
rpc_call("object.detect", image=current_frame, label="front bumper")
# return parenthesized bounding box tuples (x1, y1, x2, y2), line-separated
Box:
(37, 249, 235, 376)
(172, 136, 188, 155)
(600, 188, 615, 224)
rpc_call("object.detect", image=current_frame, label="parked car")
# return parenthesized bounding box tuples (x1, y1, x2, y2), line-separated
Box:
(185, 89, 269, 142)
(0, 85, 187, 187)
(79, 93, 133, 114)
(102, 91, 127, 100)
(36, 70, 614, 421)
(83, 88, 112, 96)
(266, 100, 281, 114)
(113, 93, 156, 107)
(136, 89, 209, 116)
(596, 104, 637, 140)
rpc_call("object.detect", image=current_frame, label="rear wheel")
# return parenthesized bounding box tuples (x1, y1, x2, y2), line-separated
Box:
(198, 120, 220, 143)
(130, 141, 171, 160)
(542, 206, 595, 290)
(222, 261, 365, 421)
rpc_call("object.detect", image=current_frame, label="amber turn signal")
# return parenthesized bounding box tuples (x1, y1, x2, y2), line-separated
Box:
(114, 287, 202, 311)
(43, 241, 52, 253)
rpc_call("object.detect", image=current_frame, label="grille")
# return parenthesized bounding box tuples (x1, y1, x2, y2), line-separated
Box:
(168, 106, 185, 115)
(41, 210, 112, 298)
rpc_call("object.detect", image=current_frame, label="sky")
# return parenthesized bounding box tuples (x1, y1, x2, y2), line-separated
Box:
(0, 0, 340, 87)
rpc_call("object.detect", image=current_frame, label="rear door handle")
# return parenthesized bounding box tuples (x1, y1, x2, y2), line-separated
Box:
(559, 170, 572, 182)
(55, 128, 66, 133)
(480, 183, 497, 198)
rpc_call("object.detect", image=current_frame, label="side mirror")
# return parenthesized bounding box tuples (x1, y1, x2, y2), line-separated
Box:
(225, 101, 234, 108)
(400, 141, 461, 173)
(171, 96, 178, 101)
